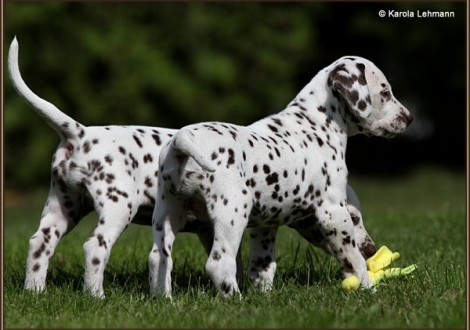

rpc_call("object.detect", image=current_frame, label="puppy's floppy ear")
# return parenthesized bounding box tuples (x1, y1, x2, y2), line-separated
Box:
(327, 61, 372, 119)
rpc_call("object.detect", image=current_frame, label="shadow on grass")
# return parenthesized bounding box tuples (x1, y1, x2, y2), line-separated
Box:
(276, 245, 343, 288)
(8, 244, 344, 298)
(38, 265, 213, 297)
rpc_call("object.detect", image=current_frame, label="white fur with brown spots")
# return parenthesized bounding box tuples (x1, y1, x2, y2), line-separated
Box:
(8, 37, 218, 298)
(9, 37, 380, 298)
(149, 56, 412, 298)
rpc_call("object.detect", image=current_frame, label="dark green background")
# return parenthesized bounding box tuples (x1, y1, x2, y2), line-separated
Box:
(4, 2, 466, 189)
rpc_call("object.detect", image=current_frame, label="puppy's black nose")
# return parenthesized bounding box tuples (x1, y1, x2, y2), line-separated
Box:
(400, 109, 413, 125)
(405, 112, 413, 124)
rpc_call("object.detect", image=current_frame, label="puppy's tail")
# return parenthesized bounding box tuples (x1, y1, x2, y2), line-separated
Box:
(8, 37, 84, 139)
(172, 129, 217, 172)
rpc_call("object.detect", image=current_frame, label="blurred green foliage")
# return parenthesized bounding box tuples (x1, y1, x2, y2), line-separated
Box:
(4, 2, 466, 189)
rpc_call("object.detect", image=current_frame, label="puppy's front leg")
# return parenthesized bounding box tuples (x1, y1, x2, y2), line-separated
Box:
(317, 203, 373, 289)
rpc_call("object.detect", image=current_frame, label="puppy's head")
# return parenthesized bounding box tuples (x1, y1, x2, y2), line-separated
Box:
(328, 56, 413, 137)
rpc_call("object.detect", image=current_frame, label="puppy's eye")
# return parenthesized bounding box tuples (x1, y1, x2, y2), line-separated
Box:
(380, 90, 391, 100)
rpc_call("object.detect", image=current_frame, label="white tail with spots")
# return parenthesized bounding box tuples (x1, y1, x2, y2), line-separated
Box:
(8, 37, 84, 139)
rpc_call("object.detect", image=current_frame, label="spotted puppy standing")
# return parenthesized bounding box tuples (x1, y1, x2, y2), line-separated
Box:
(8, 37, 217, 298)
(8, 37, 375, 298)
(150, 56, 412, 298)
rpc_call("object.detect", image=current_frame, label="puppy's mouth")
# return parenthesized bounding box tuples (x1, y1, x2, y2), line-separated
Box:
(379, 129, 398, 138)
(363, 128, 398, 138)
(375, 118, 410, 138)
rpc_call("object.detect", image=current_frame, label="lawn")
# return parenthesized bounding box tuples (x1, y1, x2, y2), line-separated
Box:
(3, 166, 467, 328)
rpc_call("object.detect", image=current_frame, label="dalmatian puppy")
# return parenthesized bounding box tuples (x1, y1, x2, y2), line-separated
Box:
(8, 37, 376, 298)
(149, 56, 412, 298)
(7, 37, 215, 298)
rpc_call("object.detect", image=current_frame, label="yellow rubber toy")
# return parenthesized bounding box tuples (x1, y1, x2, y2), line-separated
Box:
(342, 246, 417, 291)
(341, 275, 361, 290)
(366, 245, 400, 272)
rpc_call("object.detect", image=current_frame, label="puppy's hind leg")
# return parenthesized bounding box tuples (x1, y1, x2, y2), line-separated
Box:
(25, 182, 88, 292)
(204, 186, 252, 298)
(193, 222, 244, 283)
(82, 197, 139, 298)
(148, 192, 187, 299)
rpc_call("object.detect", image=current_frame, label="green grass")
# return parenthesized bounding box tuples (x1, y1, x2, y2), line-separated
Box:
(3, 166, 466, 328)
